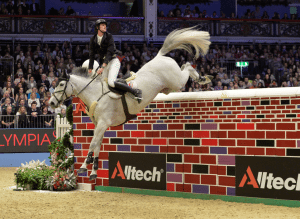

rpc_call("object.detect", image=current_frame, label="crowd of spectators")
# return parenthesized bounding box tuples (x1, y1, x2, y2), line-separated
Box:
(159, 5, 298, 20)
(1, 37, 300, 128)
(0, 0, 77, 16)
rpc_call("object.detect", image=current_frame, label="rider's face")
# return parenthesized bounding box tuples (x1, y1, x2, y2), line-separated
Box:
(99, 24, 107, 33)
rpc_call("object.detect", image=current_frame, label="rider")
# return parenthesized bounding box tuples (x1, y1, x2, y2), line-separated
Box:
(88, 19, 142, 103)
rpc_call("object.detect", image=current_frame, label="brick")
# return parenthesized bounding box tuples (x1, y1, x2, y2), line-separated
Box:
(131, 131, 145, 138)
(219, 139, 235, 146)
(237, 123, 255, 130)
(116, 131, 130, 138)
(145, 131, 160, 138)
(176, 131, 192, 138)
(184, 174, 200, 184)
(277, 140, 296, 148)
(97, 169, 108, 178)
(220, 123, 236, 130)
(177, 146, 193, 154)
(201, 155, 216, 164)
(193, 146, 209, 154)
(153, 138, 167, 145)
(211, 131, 227, 138)
(168, 124, 184, 130)
(73, 117, 81, 123)
(217, 166, 227, 175)
(193, 131, 209, 138)
(256, 123, 275, 130)
(76, 123, 86, 130)
(138, 138, 152, 145)
(167, 183, 175, 191)
(247, 131, 265, 139)
(169, 139, 183, 145)
(87, 123, 95, 129)
(219, 176, 235, 187)
(161, 131, 175, 138)
(138, 124, 152, 130)
(176, 184, 184, 192)
(210, 186, 226, 195)
(184, 184, 192, 193)
(228, 147, 245, 155)
(286, 131, 300, 139)
(131, 145, 144, 152)
(266, 131, 285, 139)
(237, 139, 255, 147)
(77, 137, 87, 143)
(201, 175, 216, 185)
(124, 138, 137, 144)
(247, 148, 265, 155)
(184, 154, 200, 163)
(276, 123, 295, 130)
(201, 139, 218, 146)
(228, 131, 246, 138)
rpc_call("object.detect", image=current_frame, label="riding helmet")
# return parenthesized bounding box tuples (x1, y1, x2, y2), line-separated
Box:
(95, 19, 107, 26)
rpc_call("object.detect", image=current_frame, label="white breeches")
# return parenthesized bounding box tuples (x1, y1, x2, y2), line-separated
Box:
(107, 58, 121, 87)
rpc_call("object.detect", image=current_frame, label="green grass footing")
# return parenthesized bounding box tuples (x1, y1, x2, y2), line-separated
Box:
(95, 185, 300, 208)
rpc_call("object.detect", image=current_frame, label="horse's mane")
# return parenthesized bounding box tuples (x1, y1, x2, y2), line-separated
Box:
(69, 67, 90, 78)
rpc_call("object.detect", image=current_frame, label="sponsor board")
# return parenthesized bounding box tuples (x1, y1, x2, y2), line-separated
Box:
(109, 152, 166, 190)
(0, 129, 56, 153)
(236, 156, 300, 200)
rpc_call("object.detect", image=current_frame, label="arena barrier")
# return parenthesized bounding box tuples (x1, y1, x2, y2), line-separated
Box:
(72, 87, 300, 204)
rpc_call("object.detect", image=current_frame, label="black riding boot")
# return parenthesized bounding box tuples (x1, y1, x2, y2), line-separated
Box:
(114, 81, 142, 104)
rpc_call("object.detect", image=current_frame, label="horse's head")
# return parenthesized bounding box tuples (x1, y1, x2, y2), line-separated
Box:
(49, 72, 72, 109)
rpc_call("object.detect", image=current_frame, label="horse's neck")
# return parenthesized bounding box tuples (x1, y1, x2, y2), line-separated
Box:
(71, 75, 99, 107)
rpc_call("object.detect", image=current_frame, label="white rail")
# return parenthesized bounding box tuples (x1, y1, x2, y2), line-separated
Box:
(56, 115, 72, 141)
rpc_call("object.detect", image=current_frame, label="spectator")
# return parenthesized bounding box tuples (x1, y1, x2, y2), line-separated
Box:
(6, 0, 14, 14)
(16, 106, 29, 128)
(244, 77, 252, 88)
(254, 6, 260, 19)
(1, 106, 15, 128)
(40, 106, 54, 128)
(3, 81, 14, 98)
(16, 98, 28, 112)
(15, 87, 27, 103)
(1, 91, 15, 107)
(211, 11, 218, 18)
(1, 97, 16, 114)
(261, 11, 269, 19)
(282, 13, 289, 20)
(264, 74, 271, 88)
(49, 81, 56, 94)
(58, 7, 65, 15)
(221, 73, 230, 86)
(214, 81, 223, 90)
(37, 74, 50, 91)
(272, 12, 280, 20)
(28, 90, 41, 108)
(167, 10, 174, 17)
(158, 10, 165, 17)
(30, 0, 39, 15)
(229, 12, 237, 19)
(28, 101, 41, 128)
(65, 5, 75, 15)
(255, 73, 265, 87)
(27, 76, 37, 91)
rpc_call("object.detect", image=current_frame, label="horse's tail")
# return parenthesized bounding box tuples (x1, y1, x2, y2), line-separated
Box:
(158, 26, 211, 59)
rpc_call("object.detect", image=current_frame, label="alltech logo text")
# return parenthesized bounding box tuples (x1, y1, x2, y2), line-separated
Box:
(111, 161, 163, 182)
(109, 152, 166, 190)
(236, 156, 300, 201)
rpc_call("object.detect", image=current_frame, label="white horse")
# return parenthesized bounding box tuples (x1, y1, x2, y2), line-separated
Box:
(49, 27, 211, 180)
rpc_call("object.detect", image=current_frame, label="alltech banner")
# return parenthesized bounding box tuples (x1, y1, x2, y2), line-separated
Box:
(236, 156, 300, 201)
(109, 152, 166, 190)
(0, 129, 56, 153)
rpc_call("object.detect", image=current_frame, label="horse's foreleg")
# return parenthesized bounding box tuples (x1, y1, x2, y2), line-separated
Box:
(89, 139, 102, 181)
(78, 122, 108, 180)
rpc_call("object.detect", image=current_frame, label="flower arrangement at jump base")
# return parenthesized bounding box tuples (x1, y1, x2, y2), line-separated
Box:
(14, 105, 78, 191)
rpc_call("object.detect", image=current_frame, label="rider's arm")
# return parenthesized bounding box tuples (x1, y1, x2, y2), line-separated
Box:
(88, 36, 95, 70)
(103, 33, 115, 65)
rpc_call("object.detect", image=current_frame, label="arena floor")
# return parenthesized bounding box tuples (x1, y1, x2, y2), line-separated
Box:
(1, 167, 300, 219)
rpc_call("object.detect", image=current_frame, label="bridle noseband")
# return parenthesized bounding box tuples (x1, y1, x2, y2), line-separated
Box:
(51, 77, 73, 106)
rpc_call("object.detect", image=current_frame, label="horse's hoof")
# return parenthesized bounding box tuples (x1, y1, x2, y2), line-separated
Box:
(89, 174, 97, 181)
(78, 168, 87, 174)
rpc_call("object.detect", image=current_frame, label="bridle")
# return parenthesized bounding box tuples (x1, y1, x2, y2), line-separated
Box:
(52, 70, 110, 109)
(51, 77, 74, 106)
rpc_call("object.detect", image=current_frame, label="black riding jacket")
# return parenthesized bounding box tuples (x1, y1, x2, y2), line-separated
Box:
(88, 31, 117, 70)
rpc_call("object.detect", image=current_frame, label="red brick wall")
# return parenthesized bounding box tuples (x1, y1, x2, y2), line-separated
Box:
(72, 93, 300, 196)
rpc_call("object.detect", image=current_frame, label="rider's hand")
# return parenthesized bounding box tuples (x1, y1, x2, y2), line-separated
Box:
(97, 68, 104, 75)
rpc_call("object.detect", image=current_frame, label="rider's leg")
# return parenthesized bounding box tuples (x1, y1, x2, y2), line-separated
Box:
(107, 58, 142, 103)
